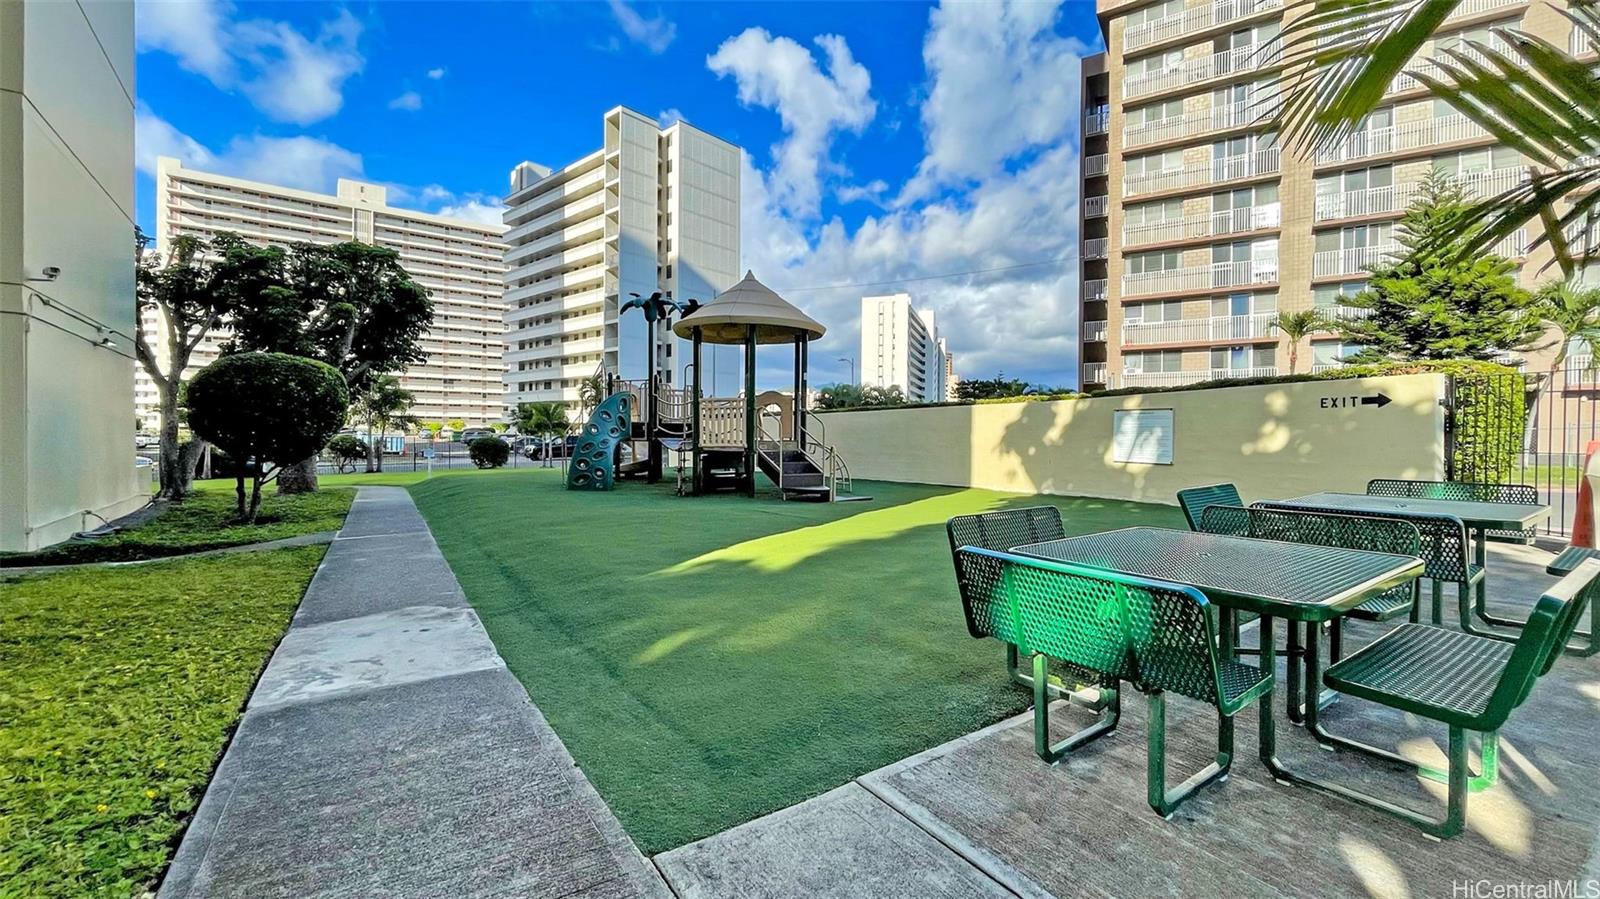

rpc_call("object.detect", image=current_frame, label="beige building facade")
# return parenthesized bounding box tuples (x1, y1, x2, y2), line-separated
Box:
(140, 158, 510, 428)
(1, 0, 147, 551)
(501, 107, 742, 415)
(1080, 0, 1596, 391)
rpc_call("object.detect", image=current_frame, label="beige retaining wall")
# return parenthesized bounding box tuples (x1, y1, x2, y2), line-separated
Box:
(815, 374, 1447, 506)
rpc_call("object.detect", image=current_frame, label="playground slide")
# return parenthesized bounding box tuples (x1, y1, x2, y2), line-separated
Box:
(567, 392, 631, 491)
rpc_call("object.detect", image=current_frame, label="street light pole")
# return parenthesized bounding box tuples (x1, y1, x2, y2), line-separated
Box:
(838, 356, 855, 385)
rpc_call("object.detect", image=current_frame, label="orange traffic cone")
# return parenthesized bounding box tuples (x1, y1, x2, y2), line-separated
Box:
(1570, 439, 1600, 549)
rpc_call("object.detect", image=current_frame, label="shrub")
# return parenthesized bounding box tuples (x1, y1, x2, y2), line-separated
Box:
(326, 435, 369, 473)
(468, 436, 510, 469)
(187, 352, 349, 522)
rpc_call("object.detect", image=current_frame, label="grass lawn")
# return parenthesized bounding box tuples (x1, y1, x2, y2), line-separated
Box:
(411, 469, 1180, 853)
(0, 547, 327, 897)
(1, 489, 353, 567)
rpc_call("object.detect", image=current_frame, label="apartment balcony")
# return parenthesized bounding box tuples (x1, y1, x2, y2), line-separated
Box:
(1084, 278, 1108, 301)
(1085, 195, 1110, 218)
(1315, 169, 1527, 222)
(1083, 320, 1109, 342)
(1124, 0, 1283, 52)
(1124, 97, 1279, 149)
(1123, 366, 1278, 388)
(1122, 312, 1277, 346)
(1390, 41, 1510, 94)
(1315, 114, 1489, 164)
(1575, 28, 1596, 56)
(1123, 204, 1281, 246)
(1084, 154, 1110, 177)
(1086, 107, 1110, 136)
(1124, 148, 1281, 197)
(1313, 243, 1400, 278)
(1317, 304, 1373, 325)
(1085, 237, 1109, 260)
(1122, 256, 1279, 297)
(1123, 41, 1284, 100)
(1082, 362, 1110, 386)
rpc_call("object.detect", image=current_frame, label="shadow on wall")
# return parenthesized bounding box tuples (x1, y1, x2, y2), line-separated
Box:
(986, 375, 1445, 505)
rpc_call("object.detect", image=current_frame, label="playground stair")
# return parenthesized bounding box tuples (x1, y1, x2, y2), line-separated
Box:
(756, 445, 832, 501)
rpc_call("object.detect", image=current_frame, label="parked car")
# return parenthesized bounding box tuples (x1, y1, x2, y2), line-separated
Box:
(134, 433, 157, 448)
(459, 427, 495, 443)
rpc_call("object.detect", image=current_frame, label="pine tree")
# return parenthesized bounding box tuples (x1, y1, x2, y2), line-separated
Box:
(1338, 170, 1540, 363)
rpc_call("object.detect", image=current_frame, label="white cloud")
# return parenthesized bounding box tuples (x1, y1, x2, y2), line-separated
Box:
(901, 0, 1087, 201)
(388, 91, 423, 111)
(608, 0, 676, 53)
(708, 29, 876, 218)
(717, 2, 1086, 388)
(434, 198, 508, 226)
(136, 107, 363, 193)
(135, 1, 364, 125)
(427, 67, 447, 80)
(658, 108, 687, 127)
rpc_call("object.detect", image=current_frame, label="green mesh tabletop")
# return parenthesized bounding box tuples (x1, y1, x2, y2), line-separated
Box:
(1270, 492, 1548, 531)
(1011, 527, 1423, 622)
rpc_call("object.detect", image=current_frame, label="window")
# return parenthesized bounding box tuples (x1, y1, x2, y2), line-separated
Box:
(1126, 198, 1184, 226)
(1210, 291, 1277, 317)
(1128, 299, 1185, 322)
(1127, 49, 1183, 79)
(1128, 249, 1181, 274)
(1128, 99, 1184, 127)
(1127, 0, 1184, 29)
(1126, 149, 1184, 178)
(1313, 340, 1362, 367)
(1126, 349, 1183, 373)
(1434, 146, 1521, 177)
(1211, 345, 1277, 370)
(1315, 223, 1393, 253)
(1314, 281, 1368, 307)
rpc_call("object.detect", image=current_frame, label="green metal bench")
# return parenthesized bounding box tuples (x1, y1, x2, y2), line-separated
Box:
(952, 546, 1274, 818)
(1259, 500, 1478, 629)
(1287, 558, 1600, 839)
(948, 508, 1074, 697)
(1177, 483, 1241, 531)
(1367, 478, 1538, 545)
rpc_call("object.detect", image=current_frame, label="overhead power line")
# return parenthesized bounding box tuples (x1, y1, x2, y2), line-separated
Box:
(775, 255, 1079, 293)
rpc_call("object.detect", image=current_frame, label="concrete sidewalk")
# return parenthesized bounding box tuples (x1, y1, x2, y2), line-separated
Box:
(159, 487, 669, 899)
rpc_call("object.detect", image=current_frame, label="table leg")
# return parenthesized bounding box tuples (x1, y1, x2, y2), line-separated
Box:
(1285, 621, 1303, 725)
(1218, 607, 1237, 660)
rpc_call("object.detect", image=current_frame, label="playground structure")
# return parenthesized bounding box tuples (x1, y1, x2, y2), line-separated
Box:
(567, 272, 855, 501)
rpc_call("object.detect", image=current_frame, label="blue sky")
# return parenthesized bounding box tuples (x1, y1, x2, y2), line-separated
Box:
(136, 0, 1103, 387)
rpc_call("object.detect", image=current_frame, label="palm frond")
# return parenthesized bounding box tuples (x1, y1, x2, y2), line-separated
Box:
(1268, 0, 1462, 151)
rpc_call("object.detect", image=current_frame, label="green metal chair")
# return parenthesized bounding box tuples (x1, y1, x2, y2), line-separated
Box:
(1288, 559, 1600, 839)
(952, 546, 1274, 818)
(1176, 483, 1242, 531)
(1367, 478, 1538, 544)
(948, 507, 1071, 696)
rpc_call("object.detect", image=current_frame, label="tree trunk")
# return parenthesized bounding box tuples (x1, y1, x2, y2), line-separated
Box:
(234, 474, 248, 520)
(376, 428, 385, 472)
(247, 475, 264, 523)
(365, 438, 380, 473)
(276, 456, 320, 494)
(156, 393, 188, 500)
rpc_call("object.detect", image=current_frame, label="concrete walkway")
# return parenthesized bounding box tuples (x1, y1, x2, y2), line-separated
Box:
(159, 487, 669, 899)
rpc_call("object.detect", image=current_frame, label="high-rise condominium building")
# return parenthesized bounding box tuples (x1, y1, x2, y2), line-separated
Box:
(501, 107, 741, 414)
(940, 337, 958, 399)
(138, 158, 510, 427)
(1079, 0, 1594, 390)
(861, 293, 946, 403)
(1, 0, 146, 551)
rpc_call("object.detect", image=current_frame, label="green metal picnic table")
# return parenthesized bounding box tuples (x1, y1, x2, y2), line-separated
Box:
(1010, 527, 1425, 782)
(1266, 492, 1549, 579)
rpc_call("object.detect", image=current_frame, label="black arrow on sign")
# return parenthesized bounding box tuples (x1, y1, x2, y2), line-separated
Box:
(1360, 393, 1393, 408)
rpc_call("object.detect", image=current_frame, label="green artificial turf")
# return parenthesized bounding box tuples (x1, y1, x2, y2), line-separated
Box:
(1, 489, 354, 567)
(411, 470, 1181, 852)
(0, 547, 327, 897)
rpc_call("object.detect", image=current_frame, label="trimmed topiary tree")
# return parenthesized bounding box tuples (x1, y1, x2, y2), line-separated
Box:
(468, 436, 510, 469)
(186, 352, 350, 522)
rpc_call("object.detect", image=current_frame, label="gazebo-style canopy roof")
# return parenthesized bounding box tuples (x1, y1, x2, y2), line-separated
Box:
(672, 271, 826, 345)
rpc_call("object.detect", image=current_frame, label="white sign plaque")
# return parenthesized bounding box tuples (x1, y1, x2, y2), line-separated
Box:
(1112, 409, 1174, 465)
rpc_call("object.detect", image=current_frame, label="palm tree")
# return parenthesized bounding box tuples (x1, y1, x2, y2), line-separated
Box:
(577, 374, 606, 419)
(352, 374, 416, 473)
(1532, 280, 1600, 370)
(516, 402, 570, 467)
(1273, 0, 1600, 276)
(1271, 309, 1327, 374)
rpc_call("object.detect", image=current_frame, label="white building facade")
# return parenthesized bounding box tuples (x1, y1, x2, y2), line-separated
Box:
(138, 158, 510, 427)
(860, 293, 945, 403)
(1, 0, 147, 551)
(501, 107, 742, 414)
